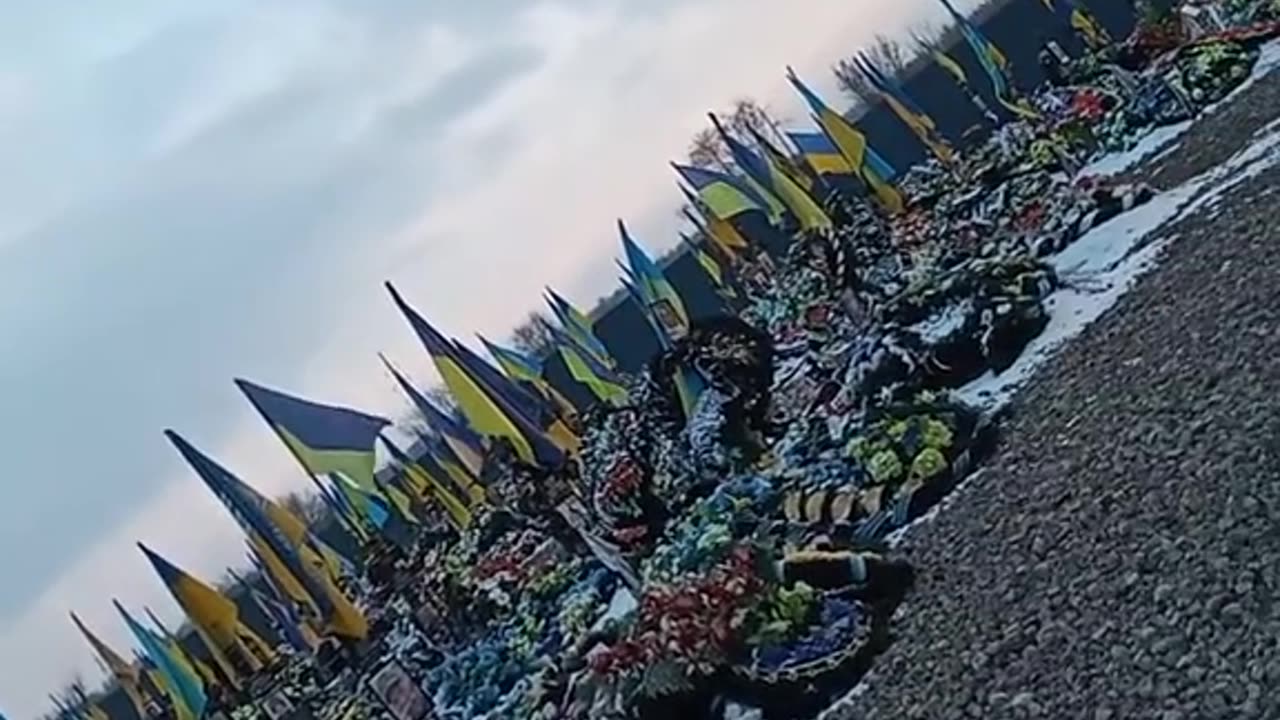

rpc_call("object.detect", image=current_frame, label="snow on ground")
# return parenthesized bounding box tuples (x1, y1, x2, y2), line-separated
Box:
(1083, 39, 1280, 178)
(821, 116, 1280, 720)
(1084, 120, 1195, 177)
(957, 118, 1280, 412)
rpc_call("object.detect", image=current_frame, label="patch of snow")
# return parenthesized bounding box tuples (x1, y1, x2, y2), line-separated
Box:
(1084, 120, 1194, 177)
(959, 115, 1280, 412)
(816, 41, 1280, 720)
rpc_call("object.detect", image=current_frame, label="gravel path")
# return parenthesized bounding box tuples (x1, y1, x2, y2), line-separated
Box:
(824, 75, 1280, 719)
(1135, 61, 1280, 189)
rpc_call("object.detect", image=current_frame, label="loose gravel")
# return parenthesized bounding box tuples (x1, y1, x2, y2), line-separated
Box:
(823, 73, 1280, 720)
(1137, 66, 1280, 189)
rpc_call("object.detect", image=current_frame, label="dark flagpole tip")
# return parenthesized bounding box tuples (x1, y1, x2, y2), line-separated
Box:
(385, 281, 406, 306)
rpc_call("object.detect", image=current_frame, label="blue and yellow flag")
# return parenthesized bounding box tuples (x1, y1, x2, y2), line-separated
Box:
(672, 163, 777, 223)
(142, 608, 228, 693)
(115, 601, 206, 720)
(70, 614, 151, 718)
(478, 336, 579, 417)
(786, 130, 857, 178)
(678, 185, 751, 262)
(1040, 0, 1109, 49)
(786, 70, 907, 214)
(479, 336, 543, 388)
(244, 541, 320, 626)
(165, 431, 368, 641)
(138, 545, 270, 687)
(420, 432, 488, 501)
(450, 338, 580, 454)
(619, 221, 691, 342)
(681, 233, 727, 289)
(542, 319, 630, 407)
(448, 340, 555, 428)
(855, 56, 957, 165)
(710, 115, 832, 232)
(379, 354, 487, 477)
(382, 439, 475, 530)
(234, 380, 390, 491)
(387, 283, 566, 468)
(544, 289, 616, 370)
(939, 0, 1040, 120)
(247, 585, 317, 654)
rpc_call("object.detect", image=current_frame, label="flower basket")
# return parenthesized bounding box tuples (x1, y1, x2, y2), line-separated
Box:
(727, 596, 877, 719)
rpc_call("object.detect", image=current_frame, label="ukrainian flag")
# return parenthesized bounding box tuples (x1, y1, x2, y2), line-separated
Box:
(479, 336, 542, 388)
(787, 70, 906, 214)
(559, 342, 630, 407)
(314, 480, 371, 544)
(857, 55, 957, 165)
(786, 131, 856, 178)
(70, 614, 151, 719)
(544, 289, 616, 370)
(751, 127, 817, 193)
(478, 335, 578, 418)
(681, 233, 727, 290)
(382, 439, 474, 530)
(138, 545, 271, 685)
(420, 433, 488, 504)
(115, 601, 206, 720)
(449, 340, 554, 427)
(247, 585, 318, 654)
(678, 185, 751, 261)
(672, 163, 776, 223)
(386, 283, 566, 468)
(619, 221, 691, 338)
(415, 440, 486, 507)
(331, 473, 392, 529)
(246, 537, 322, 624)
(450, 338, 580, 454)
(142, 608, 229, 692)
(711, 115, 832, 232)
(166, 431, 367, 641)
(234, 380, 389, 492)
(938, 0, 1040, 120)
(379, 353, 487, 477)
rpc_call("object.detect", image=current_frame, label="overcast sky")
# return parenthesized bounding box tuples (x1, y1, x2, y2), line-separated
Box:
(0, 0, 941, 715)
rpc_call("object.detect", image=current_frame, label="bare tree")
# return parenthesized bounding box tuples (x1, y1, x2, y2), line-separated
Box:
(687, 126, 733, 171)
(834, 58, 876, 106)
(509, 310, 557, 357)
(687, 98, 791, 169)
(278, 489, 331, 526)
(869, 34, 910, 75)
(728, 98, 791, 150)
(834, 33, 915, 104)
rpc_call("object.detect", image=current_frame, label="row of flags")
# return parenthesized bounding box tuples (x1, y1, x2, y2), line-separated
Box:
(53, 4, 1116, 719)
